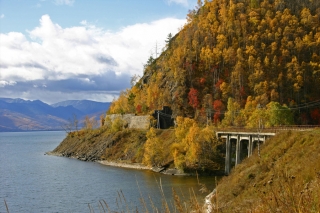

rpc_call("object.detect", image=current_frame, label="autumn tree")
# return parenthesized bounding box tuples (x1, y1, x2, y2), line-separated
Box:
(266, 102, 294, 126)
(171, 117, 195, 169)
(143, 128, 165, 167)
(188, 88, 200, 110)
(221, 98, 242, 127)
(111, 117, 125, 133)
(246, 106, 268, 129)
(171, 116, 220, 170)
(62, 113, 79, 134)
(83, 116, 98, 130)
(100, 114, 105, 127)
(213, 99, 224, 124)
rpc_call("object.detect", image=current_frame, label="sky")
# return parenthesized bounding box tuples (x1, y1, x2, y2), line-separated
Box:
(0, 0, 197, 104)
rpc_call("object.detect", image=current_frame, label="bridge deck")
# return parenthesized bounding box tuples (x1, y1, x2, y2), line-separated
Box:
(216, 126, 317, 133)
(216, 131, 276, 137)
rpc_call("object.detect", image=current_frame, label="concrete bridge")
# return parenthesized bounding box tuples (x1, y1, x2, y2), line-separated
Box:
(216, 131, 276, 175)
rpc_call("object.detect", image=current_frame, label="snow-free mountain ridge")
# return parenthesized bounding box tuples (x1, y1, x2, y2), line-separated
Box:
(0, 98, 111, 131)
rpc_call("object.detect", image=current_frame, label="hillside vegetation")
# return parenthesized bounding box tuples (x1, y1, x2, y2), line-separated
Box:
(51, 127, 147, 162)
(51, 117, 224, 174)
(212, 129, 320, 212)
(108, 0, 320, 127)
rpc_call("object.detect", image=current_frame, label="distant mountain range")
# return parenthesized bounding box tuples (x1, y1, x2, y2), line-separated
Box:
(0, 98, 111, 132)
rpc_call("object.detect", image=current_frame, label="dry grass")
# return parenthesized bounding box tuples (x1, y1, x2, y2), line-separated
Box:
(51, 128, 148, 162)
(212, 129, 320, 212)
(4, 199, 9, 213)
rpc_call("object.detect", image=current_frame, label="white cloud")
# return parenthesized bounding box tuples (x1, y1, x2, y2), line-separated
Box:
(1, 14, 185, 80)
(0, 14, 186, 103)
(0, 81, 16, 87)
(54, 0, 75, 6)
(107, 17, 186, 76)
(1, 14, 4, 19)
(80, 20, 87, 25)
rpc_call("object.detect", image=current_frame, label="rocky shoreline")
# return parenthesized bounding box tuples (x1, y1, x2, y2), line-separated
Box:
(98, 160, 151, 170)
(98, 160, 193, 176)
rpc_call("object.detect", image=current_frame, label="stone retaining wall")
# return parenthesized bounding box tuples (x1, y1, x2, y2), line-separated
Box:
(129, 116, 150, 129)
(105, 114, 150, 129)
(106, 114, 135, 125)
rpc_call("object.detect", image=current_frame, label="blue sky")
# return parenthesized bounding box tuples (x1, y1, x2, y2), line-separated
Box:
(0, 0, 197, 104)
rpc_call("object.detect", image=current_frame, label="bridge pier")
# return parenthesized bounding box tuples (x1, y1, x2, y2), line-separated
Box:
(225, 135, 231, 175)
(235, 135, 241, 165)
(248, 135, 253, 157)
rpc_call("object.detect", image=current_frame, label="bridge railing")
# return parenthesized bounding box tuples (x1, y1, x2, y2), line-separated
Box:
(216, 125, 320, 133)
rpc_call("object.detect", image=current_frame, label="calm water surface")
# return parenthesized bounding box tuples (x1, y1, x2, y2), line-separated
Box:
(0, 131, 216, 212)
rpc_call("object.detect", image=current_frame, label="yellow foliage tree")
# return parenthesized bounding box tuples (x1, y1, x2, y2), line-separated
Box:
(184, 123, 201, 165)
(108, 89, 130, 114)
(221, 98, 242, 127)
(143, 128, 164, 167)
(171, 116, 220, 170)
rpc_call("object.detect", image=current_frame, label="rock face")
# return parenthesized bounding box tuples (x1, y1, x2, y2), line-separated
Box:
(203, 189, 216, 213)
(161, 168, 186, 175)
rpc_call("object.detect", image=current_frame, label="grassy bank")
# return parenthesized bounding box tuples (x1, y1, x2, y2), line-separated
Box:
(50, 127, 148, 162)
(212, 129, 320, 212)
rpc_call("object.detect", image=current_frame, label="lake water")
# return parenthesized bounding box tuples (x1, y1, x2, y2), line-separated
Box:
(0, 131, 216, 212)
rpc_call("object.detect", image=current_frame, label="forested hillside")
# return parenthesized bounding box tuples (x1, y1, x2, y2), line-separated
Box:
(109, 0, 320, 126)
